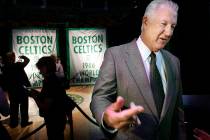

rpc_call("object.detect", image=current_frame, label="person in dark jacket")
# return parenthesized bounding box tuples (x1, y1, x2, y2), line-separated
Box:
(34, 56, 67, 140)
(3, 52, 32, 128)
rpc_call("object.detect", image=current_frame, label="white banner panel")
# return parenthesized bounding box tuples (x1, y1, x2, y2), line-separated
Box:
(12, 29, 58, 87)
(67, 28, 106, 85)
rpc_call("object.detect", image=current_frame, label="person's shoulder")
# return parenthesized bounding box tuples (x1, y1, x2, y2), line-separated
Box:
(161, 49, 180, 64)
(162, 49, 179, 59)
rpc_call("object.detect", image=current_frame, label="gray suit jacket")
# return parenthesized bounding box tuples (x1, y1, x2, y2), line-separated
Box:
(90, 39, 186, 140)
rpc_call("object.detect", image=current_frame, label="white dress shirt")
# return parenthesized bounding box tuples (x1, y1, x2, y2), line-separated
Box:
(136, 37, 167, 94)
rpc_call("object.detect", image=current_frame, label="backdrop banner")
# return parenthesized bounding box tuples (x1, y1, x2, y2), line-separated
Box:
(12, 29, 58, 87)
(67, 28, 107, 85)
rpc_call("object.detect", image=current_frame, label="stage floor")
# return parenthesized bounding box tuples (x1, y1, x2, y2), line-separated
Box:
(2, 86, 210, 140)
(1, 86, 105, 140)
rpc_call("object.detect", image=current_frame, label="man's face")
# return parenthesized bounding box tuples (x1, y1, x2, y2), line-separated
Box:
(142, 5, 177, 52)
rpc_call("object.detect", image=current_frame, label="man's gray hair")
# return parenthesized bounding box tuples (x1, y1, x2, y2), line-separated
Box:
(144, 0, 179, 18)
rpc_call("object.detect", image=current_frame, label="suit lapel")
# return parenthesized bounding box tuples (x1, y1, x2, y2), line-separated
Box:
(160, 51, 177, 121)
(124, 45, 177, 121)
(124, 41, 158, 116)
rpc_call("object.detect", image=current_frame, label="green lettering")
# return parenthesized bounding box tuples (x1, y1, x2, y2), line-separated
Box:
(17, 36, 22, 44)
(18, 46, 24, 54)
(72, 36, 77, 44)
(23, 36, 30, 44)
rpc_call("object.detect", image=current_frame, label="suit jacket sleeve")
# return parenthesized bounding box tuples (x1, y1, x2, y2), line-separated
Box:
(90, 48, 117, 127)
(174, 58, 187, 140)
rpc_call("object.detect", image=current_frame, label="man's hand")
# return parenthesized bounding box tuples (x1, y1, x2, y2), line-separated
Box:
(103, 96, 144, 129)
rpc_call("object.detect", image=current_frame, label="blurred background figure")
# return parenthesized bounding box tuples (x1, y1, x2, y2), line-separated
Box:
(0, 82, 11, 140)
(35, 56, 67, 140)
(0, 56, 3, 76)
(194, 128, 210, 140)
(50, 54, 64, 78)
(0, 55, 4, 91)
(3, 52, 32, 128)
(50, 54, 69, 89)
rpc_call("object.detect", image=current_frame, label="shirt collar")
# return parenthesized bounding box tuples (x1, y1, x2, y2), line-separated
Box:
(136, 37, 161, 61)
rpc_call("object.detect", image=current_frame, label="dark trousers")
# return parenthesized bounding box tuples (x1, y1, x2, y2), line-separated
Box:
(45, 114, 66, 140)
(9, 94, 29, 125)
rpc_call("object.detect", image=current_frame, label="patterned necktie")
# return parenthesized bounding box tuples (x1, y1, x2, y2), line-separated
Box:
(150, 52, 165, 118)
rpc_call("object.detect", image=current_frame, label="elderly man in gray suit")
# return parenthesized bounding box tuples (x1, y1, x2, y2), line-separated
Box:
(90, 0, 186, 140)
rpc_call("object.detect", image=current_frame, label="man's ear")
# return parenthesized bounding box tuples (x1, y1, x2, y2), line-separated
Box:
(142, 16, 148, 26)
(141, 16, 148, 32)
